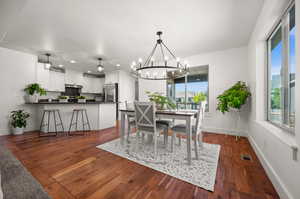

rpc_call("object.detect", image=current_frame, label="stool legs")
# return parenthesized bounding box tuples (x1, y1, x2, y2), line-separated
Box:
(68, 109, 91, 136)
(39, 110, 64, 137)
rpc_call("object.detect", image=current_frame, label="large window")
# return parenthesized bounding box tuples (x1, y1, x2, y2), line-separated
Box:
(167, 66, 209, 110)
(267, 3, 295, 131)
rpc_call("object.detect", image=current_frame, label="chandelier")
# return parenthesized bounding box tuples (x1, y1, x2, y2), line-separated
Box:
(131, 31, 188, 80)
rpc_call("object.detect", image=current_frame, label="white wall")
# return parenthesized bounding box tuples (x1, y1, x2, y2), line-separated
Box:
(118, 70, 136, 109)
(138, 47, 249, 136)
(0, 47, 39, 135)
(138, 79, 167, 101)
(247, 0, 300, 198)
(184, 47, 249, 136)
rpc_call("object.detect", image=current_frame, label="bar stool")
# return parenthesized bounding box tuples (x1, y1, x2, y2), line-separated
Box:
(68, 109, 91, 136)
(39, 109, 64, 137)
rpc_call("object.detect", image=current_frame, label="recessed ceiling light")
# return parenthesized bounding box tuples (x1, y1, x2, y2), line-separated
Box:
(87, 70, 91, 73)
(70, 60, 76, 63)
(116, 64, 120, 67)
(58, 64, 64, 67)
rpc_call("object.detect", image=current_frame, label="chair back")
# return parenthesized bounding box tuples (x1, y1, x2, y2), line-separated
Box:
(195, 101, 206, 134)
(125, 101, 134, 110)
(134, 101, 156, 132)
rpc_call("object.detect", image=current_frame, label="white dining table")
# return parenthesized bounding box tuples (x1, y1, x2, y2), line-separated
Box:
(119, 109, 197, 165)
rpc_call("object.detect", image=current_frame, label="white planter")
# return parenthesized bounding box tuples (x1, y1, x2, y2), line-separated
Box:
(59, 99, 68, 103)
(12, 127, 24, 135)
(26, 94, 39, 103)
(78, 99, 86, 103)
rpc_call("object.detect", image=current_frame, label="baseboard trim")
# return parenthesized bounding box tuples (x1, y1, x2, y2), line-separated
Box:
(248, 135, 293, 199)
(202, 126, 247, 137)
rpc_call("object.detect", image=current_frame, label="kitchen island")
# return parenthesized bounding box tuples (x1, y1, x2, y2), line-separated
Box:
(27, 102, 116, 132)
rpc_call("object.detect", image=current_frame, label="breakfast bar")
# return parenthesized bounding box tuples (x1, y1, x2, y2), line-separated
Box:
(27, 102, 116, 132)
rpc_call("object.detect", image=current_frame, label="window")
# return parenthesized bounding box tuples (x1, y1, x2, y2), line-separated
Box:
(167, 65, 209, 110)
(267, 3, 295, 131)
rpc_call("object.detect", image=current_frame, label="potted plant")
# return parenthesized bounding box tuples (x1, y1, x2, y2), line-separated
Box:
(216, 81, 251, 113)
(10, 110, 30, 135)
(216, 81, 251, 140)
(76, 95, 86, 103)
(24, 83, 47, 103)
(58, 96, 69, 103)
(146, 91, 176, 110)
(192, 92, 207, 110)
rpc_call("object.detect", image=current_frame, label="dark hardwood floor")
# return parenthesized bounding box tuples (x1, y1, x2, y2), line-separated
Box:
(0, 128, 279, 199)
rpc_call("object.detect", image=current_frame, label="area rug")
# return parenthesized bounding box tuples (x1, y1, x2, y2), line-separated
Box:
(96, 135, 220, 191)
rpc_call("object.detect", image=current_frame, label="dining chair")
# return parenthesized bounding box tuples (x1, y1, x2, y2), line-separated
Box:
(170, 101, 206, 160)
(134, 101, 168, 158)
(125, 101, 136, 142)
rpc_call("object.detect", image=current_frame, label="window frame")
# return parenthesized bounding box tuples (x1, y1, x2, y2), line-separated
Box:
(167, 65, 209, 111)
(266, 2, 295, 133)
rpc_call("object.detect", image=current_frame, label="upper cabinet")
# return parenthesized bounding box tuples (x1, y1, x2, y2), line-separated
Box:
(36, 63, 65, 92)
(36, 63, 50, 89)
(82, 76, 104, 94)
(49, 71, 65, 92)
(105, 71, 119, 84)
(65, 69, 83, 85)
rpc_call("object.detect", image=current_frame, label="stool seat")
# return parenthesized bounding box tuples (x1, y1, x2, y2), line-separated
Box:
(68, 109, 91, 136)
(39, 109, 64, 137)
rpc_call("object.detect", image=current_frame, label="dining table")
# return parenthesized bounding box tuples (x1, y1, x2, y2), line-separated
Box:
(119, 109, 197, 165)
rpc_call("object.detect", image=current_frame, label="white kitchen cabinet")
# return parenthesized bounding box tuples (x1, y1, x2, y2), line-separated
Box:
(82, 77, 104, 93)
(36, 63, 50, 90)
(105, 71, 119, 84)
(65, 69, 83, 85)
(49, 71, 65, 92)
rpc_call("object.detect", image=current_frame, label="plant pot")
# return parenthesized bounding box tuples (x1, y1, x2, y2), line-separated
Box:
(78, 99, 86, 103)
(26, 94, 39, 103)
(59, 99, 68, 103)
(12, 127, 24, 135)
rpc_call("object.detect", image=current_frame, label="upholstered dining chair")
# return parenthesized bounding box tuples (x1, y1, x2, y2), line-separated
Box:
(134, 101, 168, 158)
(170, 101, 206, 160)
(125, 101, 135, 142)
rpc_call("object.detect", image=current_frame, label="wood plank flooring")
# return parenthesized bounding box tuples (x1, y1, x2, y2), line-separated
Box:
(0, 128, 280, 199)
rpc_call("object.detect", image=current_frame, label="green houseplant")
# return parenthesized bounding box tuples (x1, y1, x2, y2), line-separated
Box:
(192, 92, 207, 104)
(10, 110, 30, 135)
(76, 95, 86, 103)
(58, 96, 69, 103)
(24, 83, 47, 103)
(216, 81, 251, 114)
(146, 91, 176, 110)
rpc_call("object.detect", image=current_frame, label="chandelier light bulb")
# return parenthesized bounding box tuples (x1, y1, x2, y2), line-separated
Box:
(97, 66, 103, 72)
(176, 57, 180, 62)
(138, 58, 143, 63)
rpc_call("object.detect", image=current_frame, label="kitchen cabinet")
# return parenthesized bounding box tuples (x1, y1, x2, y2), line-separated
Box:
(82, 76, 104, 93)
(49, 71, 65, 92)
(105, 71, 119, 84)
(36, 63, 49, 89)
(36, 63, 65, 92)
(65, 69, 83, 85)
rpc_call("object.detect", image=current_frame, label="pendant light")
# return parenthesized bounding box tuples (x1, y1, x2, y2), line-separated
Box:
(44, 53, 52, 69)
(97, 58, 104, 72)
(131, 31, 188, 80)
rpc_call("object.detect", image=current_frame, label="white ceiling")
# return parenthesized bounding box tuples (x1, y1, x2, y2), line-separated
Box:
(0, 0, 264, 72)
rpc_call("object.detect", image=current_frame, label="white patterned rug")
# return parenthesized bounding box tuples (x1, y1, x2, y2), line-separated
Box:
(96, 135, 220, 191)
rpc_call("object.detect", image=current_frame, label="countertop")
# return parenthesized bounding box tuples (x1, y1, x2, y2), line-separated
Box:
(26, 101, 117, 105)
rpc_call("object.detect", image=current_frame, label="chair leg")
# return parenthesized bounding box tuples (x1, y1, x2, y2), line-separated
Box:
(47, 111, 51, 133)
(154, 133, 158, 159)
(194, 135, 199, 160)
(53, 110, 58, 136)
(84, 110, 91, 131)
(75, 111, 79, 132)
(178, 136, 181, 146)
(81, 110, 85, 135)
(127, 122, 131, 142)
(68, 111, 75, 135)
(198, 133, 203, 148)
(57, 110, 65, 135)
(171, 132, 175, 152)
(39, 111, 46, 136)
